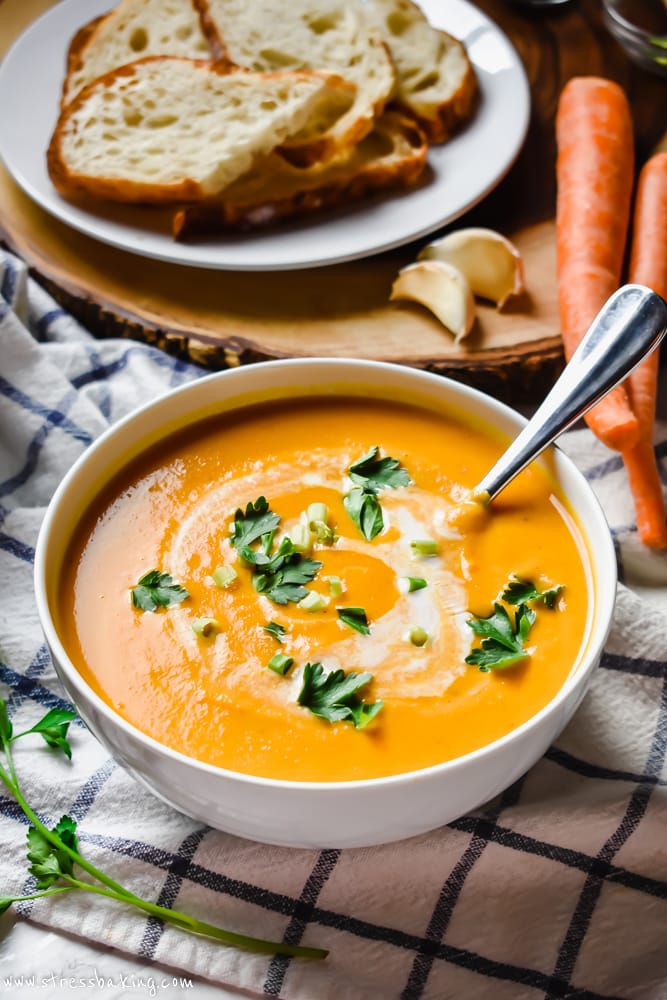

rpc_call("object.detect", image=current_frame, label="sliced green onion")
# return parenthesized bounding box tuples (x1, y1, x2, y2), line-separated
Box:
(267, 652, 294, 676)
(306, 502, 329, 526)
(192, 617, 220, 638)
(212, 565, 237, 588)
(298, 591, 329, 612)
(399, 576, 428, 593)
(327, 575, 344, 597)
(312, 521, 336, 545)
(407, 625, 429, 647)
(306, 503, 335, 544)
(289, 524, 313, 553)
(410, 539, 439, 558)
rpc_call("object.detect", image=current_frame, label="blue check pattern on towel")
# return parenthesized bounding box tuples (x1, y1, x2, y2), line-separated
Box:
(1, 245, 667, 999)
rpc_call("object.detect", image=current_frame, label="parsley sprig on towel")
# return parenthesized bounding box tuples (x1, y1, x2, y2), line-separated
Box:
(0, 700, 326, 959)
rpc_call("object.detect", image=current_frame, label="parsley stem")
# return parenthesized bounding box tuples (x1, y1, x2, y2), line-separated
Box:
(0, 757, 18, 797)
(1, 739, 144, 906)
(5, 742, 19, 788)
(2, 886, 77, 905)
(55, 875, 326, 957)
(0, 737, 327, 960)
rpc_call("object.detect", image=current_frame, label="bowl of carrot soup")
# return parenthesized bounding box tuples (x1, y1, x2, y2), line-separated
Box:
(34, 358, 616, 847)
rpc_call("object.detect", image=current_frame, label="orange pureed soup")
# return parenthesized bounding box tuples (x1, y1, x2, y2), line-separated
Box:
(58, 395, 592, 782)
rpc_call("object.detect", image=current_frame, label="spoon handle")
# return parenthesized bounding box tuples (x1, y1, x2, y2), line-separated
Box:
(474, 284, 667, 502)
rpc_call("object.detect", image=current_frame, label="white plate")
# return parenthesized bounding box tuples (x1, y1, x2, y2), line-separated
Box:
(0, 0, 530, 271)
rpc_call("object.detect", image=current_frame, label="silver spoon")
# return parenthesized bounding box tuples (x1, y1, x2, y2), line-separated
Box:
(473, 284, 667, 503)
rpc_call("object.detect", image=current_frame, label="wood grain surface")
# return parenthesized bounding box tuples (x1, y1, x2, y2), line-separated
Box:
(1, 0, 666, 401)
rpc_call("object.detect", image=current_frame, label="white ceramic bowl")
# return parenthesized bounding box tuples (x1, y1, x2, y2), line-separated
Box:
(34, 359, 616, 849)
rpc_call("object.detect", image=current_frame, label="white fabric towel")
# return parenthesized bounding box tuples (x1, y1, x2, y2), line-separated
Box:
(1, 247, 667, 999)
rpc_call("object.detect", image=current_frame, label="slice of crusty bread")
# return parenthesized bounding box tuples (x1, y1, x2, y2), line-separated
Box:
(62, 0, 212, 107)
(193, 0, 395, 164)
(364, 0, 477, 143)
(47, 58, 356, 204)
(171, 110, 427, 236)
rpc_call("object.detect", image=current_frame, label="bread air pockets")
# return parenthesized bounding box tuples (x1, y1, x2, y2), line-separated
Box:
(46, 0, 477, 238)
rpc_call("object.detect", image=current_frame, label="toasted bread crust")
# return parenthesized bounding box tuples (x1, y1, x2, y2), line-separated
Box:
(364, 0, 478, 144)
(61, 0, 213, 107)
(191, 0, 234, 67)
(395, 40, 478, 144)
(48, 58, 355, 205)
(50, 58, 214, 204)
(172, 110, 427, 236)
(61, 15, 107, 110)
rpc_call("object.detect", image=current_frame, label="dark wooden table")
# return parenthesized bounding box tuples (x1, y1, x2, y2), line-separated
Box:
(1, 0, 665, 401)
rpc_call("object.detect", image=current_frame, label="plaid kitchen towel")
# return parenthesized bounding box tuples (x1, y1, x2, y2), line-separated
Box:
(1, 245, 667, 1000)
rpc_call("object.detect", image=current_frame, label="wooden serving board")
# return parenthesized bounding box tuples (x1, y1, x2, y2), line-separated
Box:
(1, 0, 666, 402)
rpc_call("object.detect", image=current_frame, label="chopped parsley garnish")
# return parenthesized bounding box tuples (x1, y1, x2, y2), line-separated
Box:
(343, 447, 411, 541)
(348, 447, 412, 492)
(249, 539, 322, 605)
(343, 488, 384, 541)
(263, 621, 287, 642)
(233, 502, 322, 605)
(131, 570, 189, 612)
(501, 576, 565, 609)
(230, 497, 281, 550)
(465, 602, 535, 671)
(297, 662, 383, 729)
(465, 576, 565, 672)
(337, 607, 370, 635)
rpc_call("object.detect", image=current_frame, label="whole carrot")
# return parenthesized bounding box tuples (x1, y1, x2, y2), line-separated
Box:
(622, 153, 667, 548)
(555, 76, 638, 451)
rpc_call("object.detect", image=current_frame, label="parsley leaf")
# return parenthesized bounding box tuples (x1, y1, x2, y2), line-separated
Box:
(343, 488, 384, 541)
(501, 576, 565, 610)
(254, 553, 322, 605)
(465, 602, 535, 671)
(131, 570, 189, 612)
(337, 607, 370, 635)
(22, 708, 77, 760)
(297, 662, 383, 728)
(239, 530, 322, 605)
(238, 528, 322, 604)
(26, 816, 78, 889)
(263, 621, 287, 642)
(344, 448, 410, 541)
(231, 497, 281, 550)
(348, 447, 411, 493)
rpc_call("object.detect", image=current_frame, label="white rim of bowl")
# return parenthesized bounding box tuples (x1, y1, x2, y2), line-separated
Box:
(34, 357, 617, 792)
